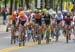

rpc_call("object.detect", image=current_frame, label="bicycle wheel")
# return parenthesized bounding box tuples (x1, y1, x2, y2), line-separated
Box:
(19, 26, 25, 46)
(66, 29, 69, 43)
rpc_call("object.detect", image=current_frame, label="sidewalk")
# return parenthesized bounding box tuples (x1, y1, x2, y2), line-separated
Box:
(0, 15, 10, 24)
(0, 25, 7, 32)
(0, 15, 10, 32)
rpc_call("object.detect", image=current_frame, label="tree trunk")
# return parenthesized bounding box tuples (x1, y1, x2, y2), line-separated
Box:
(0, 1, 1, 15)
(21, 0, 23, 7)
(10, 0, 13, 14)
(61, 0, 63, 11)
(14, 0, 17, 10)
(5, 0, 7, 8)
(41, 0, 45, 9)
(25, 0, 30, 9)
(49, 0, 53, 9)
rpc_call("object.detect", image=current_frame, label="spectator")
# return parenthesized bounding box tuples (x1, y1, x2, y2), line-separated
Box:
(1, 7, 7, 25)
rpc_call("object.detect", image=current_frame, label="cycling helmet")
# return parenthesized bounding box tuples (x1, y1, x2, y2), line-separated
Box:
(39, 10, 42, 13)
(57, 11, 61, 14)
(19, 11, 25, 16)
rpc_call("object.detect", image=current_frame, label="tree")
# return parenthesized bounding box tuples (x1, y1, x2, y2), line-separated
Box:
(13, 0, 17, 10)
(0, 0, 1, 14)
(10, 0, 13, 14)
(54, 0, 72, 11)
(1, 0, 10, 8)
(25, 0, 33, 9)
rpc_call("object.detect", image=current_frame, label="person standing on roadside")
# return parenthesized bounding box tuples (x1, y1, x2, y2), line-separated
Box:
(1, 7, 7, 25)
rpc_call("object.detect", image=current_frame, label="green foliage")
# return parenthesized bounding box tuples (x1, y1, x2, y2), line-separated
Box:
(16, 0, 21, 4)
(29, 0, 33, 3)
(1, 0, 10, 5)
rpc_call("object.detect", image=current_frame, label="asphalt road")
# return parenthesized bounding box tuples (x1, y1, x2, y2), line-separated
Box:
(11, 42, 75, 52)
(0, 32, 75, 52)
(0, 32, 11, 49)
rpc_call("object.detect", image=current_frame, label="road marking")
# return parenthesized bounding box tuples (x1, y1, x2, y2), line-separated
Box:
(0, 41, 42, 52)
(0, 36, 69, 52)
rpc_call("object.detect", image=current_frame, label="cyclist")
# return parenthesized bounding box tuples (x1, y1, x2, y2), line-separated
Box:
(7, 11, 17, 44)
(55, 11, 63, 25)
(17, 11, 28, 46)
(44, 11, 51, 26)
(6, 11, 17, 32)
(54, 11, 63, 41)
(64, 13, 73, 43)
(33, 10, 41, 26)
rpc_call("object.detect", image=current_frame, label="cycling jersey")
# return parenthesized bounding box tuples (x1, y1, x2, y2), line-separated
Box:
(55, 14, 63, 24)
(64, 16, 73, 25)
(64, 15, 73, 30)
(9, 15, 17, 26)
(34, 13, 41, 19)
(18, 15, 28, 26)
(33, 13, 41, 25)
(44, 14, 51, 25)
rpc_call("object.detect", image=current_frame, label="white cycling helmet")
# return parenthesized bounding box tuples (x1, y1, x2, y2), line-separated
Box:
(57, 11, 61, 14)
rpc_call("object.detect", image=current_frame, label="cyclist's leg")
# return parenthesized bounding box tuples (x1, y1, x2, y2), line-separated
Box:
(38, 34, 41, 44)
(11, 25, 15, 44)
(18, 25, 22, 46)
(13, 26, 17, 43)
(66, 30, 69, 43)
(20, 26, 25, 46)
(22, 32, 25, 46)
(66, 26, 69, 43)
(68, 28, 71, 40)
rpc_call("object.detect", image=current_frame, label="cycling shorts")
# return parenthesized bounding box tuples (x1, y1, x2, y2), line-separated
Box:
(19, 20, 26, 26)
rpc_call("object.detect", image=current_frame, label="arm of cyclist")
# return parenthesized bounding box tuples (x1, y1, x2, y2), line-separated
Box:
(24, 14, 28, 22)
(8, 16, 13, 25)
